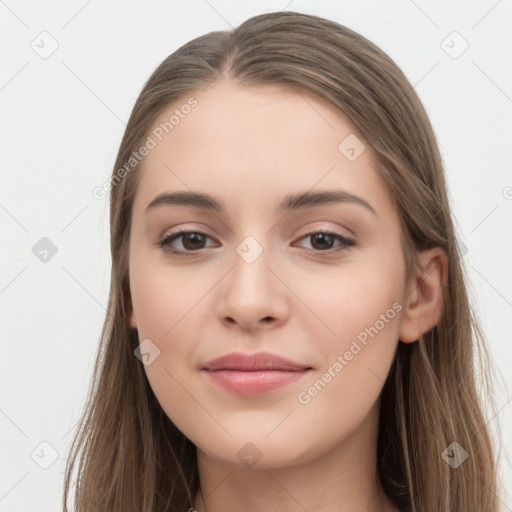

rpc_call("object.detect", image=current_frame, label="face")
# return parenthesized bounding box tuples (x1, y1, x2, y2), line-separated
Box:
(128, 80, 409, 468)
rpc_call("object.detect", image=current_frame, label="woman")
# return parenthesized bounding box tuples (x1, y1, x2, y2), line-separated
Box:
(63, 11, 500, 512)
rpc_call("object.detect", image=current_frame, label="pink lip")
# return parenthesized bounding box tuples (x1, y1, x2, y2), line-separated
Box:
(201, 352, 312, 395)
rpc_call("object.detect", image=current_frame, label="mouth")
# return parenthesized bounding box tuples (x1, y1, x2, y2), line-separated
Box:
(201, 352, 313, 395)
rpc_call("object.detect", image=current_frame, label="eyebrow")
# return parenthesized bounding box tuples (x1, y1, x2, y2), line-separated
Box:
(145, 189, 376, 215)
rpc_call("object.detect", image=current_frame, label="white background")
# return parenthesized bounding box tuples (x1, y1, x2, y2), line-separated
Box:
(1, 1, 511, 510)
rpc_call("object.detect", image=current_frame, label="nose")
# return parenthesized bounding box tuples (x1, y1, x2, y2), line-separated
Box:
(214, 239, 290, 332)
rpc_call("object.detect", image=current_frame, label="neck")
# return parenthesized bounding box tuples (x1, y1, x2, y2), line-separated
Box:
(192, 402, 399, 512)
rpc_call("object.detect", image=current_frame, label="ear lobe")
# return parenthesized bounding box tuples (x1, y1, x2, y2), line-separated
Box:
(399, 247, 448, 343)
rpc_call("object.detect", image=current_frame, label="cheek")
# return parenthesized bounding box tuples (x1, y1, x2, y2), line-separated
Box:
(298, 259, 404, 350)
(292, 256, 404, 403)
(284, 273, 403, 453)
(129, 255, 219, 385)
(129, 254, 206, 341)
(129, 260, 211, 435)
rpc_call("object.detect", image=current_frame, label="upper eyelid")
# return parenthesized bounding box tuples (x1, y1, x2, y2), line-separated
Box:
(159, 225, 353, 239)
(159, 228, 355, 248)
(159, 219, 356, 238)
(160, 228, 214, 243)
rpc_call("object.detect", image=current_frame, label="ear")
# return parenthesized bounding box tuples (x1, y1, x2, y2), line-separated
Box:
(399, 247, 448, 343)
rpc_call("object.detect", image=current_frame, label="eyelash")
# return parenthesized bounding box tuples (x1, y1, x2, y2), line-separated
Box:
(157, 229, 356, 257)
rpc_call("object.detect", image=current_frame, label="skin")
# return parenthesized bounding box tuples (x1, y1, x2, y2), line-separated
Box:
(128, 80, 447, 512)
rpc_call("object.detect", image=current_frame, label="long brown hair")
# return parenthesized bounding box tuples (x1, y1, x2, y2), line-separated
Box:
(63, 11, 502, 511)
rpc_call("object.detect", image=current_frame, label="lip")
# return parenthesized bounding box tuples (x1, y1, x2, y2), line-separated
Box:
(203, 352, 311, 371)
(201, 352, 312, 395)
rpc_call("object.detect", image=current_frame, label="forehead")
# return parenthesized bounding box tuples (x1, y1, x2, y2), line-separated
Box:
(132, 80, 395, 221)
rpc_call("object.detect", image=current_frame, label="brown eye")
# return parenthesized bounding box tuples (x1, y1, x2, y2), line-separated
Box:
(159, 231, 215, 255)
(295, 231, 355, 253)
(309, 232, 336, 250)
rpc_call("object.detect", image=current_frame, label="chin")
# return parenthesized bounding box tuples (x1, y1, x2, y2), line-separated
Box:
(195, 435, 318, 470)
